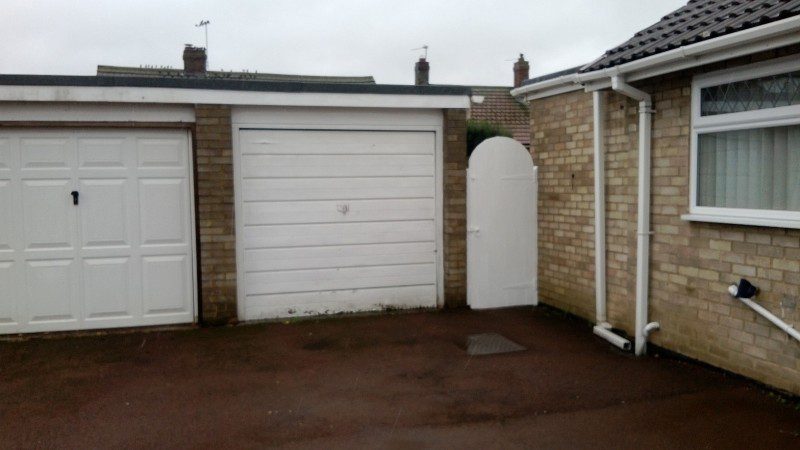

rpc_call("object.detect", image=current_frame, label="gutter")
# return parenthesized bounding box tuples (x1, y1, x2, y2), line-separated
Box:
(510, 14, 800, 99)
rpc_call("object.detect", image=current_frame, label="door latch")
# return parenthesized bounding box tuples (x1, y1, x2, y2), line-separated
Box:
(70, 191, 79, 205)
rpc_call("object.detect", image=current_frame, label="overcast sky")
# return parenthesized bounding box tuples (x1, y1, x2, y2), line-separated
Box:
(2, 0, 687, 86)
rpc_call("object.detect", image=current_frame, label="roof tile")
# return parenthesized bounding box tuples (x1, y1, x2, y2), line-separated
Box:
(582, 0, 800, 73)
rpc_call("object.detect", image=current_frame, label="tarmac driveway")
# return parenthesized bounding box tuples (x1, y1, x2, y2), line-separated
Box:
(1, 307, 798, 449)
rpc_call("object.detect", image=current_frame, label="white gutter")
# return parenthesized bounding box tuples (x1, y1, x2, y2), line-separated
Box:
(511, 14, 800, 99)
(610, 76, 660, 356)
(590, 90, 632, 351)
(727, 286, 800, 343)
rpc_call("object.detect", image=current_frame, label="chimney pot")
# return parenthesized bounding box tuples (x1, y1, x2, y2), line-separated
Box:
(415, 57, 430, 86)
(183, 45, 207, 75)
(513, 54, 530, 88)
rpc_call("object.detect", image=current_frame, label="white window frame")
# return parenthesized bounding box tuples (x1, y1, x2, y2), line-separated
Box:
(684, 54, 800, 229)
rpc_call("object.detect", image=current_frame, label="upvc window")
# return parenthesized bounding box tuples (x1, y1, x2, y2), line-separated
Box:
(685, 55, 800, 228)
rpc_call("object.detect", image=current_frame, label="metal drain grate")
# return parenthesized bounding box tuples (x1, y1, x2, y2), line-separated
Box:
(466, 333, 526, 356)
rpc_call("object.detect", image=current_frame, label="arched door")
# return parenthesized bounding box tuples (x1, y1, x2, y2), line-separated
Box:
(467, 137, 537, 309)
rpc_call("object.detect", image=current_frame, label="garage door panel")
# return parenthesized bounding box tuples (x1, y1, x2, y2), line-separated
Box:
(244, 242, 436, 272)
(242, 154, 434, 178)
(245, 285, 437, 319)
(22, 179, 74, 250)
(25, 259, 77, 323)
(244, 220, 435, 249)
(83, 257, 132, 319)
(79, 179, 130, 248)
(77, 137, 127, 169)
(142, 255, 190, 316)
(0, 261, 18, 326)
(19, 137, 72, 170)
(139, 178, 186, 246)
(242, 130, 434, 155)
(0, 181, 13, 251)
(0, 138, 11, 171)
(244, 198, 435, 226)
(246, 263, 436, 296)
(137, 137, 187, 169)
(242, 176, 434, 201)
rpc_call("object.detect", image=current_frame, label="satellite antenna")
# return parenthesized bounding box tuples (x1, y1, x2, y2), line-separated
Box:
(411, 45, 429, 59)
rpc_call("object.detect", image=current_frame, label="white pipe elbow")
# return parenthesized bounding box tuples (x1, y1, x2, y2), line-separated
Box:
(643, 321, 660, 337)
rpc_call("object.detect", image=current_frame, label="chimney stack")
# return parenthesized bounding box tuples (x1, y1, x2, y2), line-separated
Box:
(183, 45, 207, 75)
(513, 54, 529, 88)
(415, 57, 430, 86)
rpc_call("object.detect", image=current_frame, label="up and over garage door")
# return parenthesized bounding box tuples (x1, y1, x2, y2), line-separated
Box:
(237, 127, 440, 320)
(0, 129, 196, 333)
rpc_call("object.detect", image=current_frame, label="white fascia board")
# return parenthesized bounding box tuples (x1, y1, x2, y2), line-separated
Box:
(0, 102, 195, 122)
(513, 14, 800, 100)
(0, 85, 471, 109)
(509, 73, 580, 98)
(526, 83, 584, 100)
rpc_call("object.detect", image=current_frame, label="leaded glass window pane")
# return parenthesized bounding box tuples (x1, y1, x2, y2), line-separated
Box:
(700, 70, 800, 116)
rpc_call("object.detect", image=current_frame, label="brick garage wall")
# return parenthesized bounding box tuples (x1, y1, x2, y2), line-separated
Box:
(194, 105, 237, 324)
(530, 45, 800, 394)
(443, 109, 468, 308)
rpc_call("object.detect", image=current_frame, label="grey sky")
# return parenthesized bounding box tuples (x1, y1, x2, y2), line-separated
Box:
(3, 0, 687, 86)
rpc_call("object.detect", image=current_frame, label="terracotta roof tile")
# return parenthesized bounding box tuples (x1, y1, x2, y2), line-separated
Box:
(469, 86, 530, 147)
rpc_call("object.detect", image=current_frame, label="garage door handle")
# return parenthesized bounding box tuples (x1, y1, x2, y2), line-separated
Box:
(71, 191, 79, 205)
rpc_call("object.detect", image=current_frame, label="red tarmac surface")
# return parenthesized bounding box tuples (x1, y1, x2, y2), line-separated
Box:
(1, 307, 799, 449)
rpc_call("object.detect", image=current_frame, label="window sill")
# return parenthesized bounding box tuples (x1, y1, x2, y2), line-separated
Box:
(681, 213, 800, 229)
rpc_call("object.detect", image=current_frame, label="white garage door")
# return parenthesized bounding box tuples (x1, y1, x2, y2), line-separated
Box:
(0, 129, 195, 333)
(238, 129, 438, 320)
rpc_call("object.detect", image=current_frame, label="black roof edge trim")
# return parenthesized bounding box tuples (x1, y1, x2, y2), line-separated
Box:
(0, 74, 472, 96)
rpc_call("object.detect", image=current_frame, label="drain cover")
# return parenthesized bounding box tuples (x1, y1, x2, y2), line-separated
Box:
(466, 333, 526, 355)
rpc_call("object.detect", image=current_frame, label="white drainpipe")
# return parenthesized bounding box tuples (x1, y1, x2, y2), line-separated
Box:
(610, 76, 660, 356)
(727, 286, 800, 343)
(590, 90, 632, 351)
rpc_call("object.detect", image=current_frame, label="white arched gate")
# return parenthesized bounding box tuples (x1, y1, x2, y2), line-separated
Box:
(467, 137, 537, 309)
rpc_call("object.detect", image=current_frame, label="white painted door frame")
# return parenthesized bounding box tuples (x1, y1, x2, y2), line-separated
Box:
(231, 108, 444, 320)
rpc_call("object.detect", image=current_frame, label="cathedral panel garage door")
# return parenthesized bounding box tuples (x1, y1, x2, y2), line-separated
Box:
(0, 129, 196, 333)
(237, 129, 439, 320)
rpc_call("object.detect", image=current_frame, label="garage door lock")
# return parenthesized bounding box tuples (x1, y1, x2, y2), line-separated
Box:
(71, 191, 79, 205)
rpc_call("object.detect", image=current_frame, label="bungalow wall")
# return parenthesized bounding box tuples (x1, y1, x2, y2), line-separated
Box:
(530, 45, 800, 395)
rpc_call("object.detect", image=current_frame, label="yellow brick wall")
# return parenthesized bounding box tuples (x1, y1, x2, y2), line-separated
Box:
(195, 105, 237, 324)
(444, 109, 468, 307)
(529, 92, 596, 319)
(530, 46, 800, 394)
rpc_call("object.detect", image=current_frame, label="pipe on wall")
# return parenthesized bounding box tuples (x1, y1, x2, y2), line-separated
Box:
(610, 76, 660, 356)
(728, 286, 800, 343)
(592, 90, 632, 351)
(593, 91, 607, 324)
